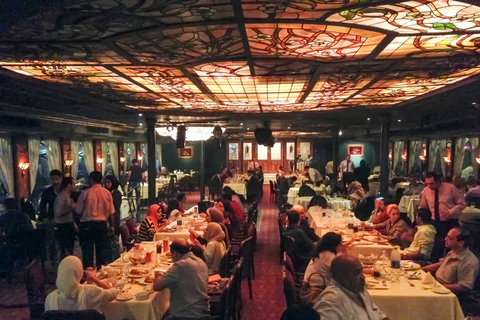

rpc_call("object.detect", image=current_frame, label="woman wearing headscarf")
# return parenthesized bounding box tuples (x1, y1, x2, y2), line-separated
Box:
(202, 222, 227, 275)
(45, 256, 117, 311)
(138, 204, 169, 242)
(190, 207, 230, 249)
(370, 204, 408, 245)
(105, 175, 122, 260)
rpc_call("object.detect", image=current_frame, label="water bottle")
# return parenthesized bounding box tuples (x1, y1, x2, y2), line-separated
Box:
(390, 248, 401, 269)
(380, 250, 389, 266)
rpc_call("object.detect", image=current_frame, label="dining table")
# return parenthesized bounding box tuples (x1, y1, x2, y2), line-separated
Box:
(367, 267, 464, 320)
(99, 242, 171, 320)
(287, 185, 326, 204)
(223, 182, 247, 196)
(398, 195, 421, 221)
(154, 206, 205, 242)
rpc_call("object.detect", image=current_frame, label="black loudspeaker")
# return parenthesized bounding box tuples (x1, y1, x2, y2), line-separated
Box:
(176, 125, 186, 148)
(254, 127, 275, 147)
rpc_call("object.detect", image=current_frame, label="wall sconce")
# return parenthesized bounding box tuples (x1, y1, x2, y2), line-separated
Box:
(138, 155, 143, 161)
(443, 156, 452, 164)
(19, 162, 30, 177)
(401, 154, 407, 161)
(419, 155, 426, 162)
(120, 156, 126, 164)
(476, 157, 480, 165)
(97, 158, 104, 164)
(64, 159, 73, 167)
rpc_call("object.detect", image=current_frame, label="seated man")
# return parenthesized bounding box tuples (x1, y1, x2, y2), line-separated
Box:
(402, 208, 436, 261)
(422, 227, 479, 297)
(283, 210, 314, 272)
(154, 239, 210, 319)
(0, 198, 33, 245)
(291, 205, 320, 243)
(403, 176, 424, 195)
(314, 255, 389, 320)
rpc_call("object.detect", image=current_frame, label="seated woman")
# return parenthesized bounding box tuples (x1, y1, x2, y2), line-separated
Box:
(370, 204, 408, 245)
(177, 192, 186, 213)
(45, 256, 117, 311)
(192, 222, 227, 275)
(219, 200, 240, 237)
(402, 208, 437, 261)
(304, 232, 345, 294)
(193, 207, 231, 248)
(138, 204, 169, 242)
(347, 181, 366, 210)
(222, 193, 245, 221)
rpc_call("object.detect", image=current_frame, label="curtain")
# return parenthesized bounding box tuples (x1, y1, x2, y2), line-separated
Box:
(471, 137, 479, 179)
(71, 140, 80, 180)
(44, 139, 62, 171)
(453, 138, 466, 177)
(28, 138, 41, 193)
(0, 137, 14, 197)
(156, 143, 162, 175)
(109, 142, 119, 178)
(393, 141, 404, 176)
(428, 140, 439, 172)
(409, 140, 421, 174)
(101, 141, 109, 173)
(438, 140, 447, 177)
(82, 140, 94, 174)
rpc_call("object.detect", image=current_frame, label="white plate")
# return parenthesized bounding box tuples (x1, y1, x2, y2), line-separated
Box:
(433, 286, 451, 294)
(401, 262, 421, 270)
(116, 293, 134, 301)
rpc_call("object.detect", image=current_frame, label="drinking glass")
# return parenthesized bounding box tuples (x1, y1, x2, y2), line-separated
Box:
(116, 276, 126, 293)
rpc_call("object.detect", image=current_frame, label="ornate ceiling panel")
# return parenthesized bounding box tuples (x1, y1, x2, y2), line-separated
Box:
(377, 33, 480, 58)
(246, 23, 386, 60)
(1, 0, 480, 114)
(116, 24, 244, 64)
(327, 0, 480, 34)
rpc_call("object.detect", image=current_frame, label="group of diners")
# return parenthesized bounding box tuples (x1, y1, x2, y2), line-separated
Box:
(279, 178, 479, 319)
(209, 166, 264, 203)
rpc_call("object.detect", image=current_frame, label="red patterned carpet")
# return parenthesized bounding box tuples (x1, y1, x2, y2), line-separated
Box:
(241, 186, 286, 320)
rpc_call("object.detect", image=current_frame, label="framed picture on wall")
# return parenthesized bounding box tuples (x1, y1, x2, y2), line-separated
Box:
(229, 143, 239, 160)
(300, 142, 310, 160)
(348, 144, 364, 157)
(258, 144, 268, 160)
(243, 143, 252, 160)
(178, 146, 193, 159)
(286, 142, 295, 160)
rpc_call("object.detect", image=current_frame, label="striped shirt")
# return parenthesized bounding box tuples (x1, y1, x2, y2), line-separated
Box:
(138, 216, 156, 242)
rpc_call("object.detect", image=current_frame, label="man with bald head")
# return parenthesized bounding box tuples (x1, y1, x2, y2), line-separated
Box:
(291, 205, 320, 242)
(154, 239, 210, 319)
(313, 255, 389, 320)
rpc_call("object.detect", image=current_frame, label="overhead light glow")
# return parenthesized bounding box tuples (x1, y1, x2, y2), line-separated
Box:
(339, 130, 343, 136)
(156, 126, 216, 141)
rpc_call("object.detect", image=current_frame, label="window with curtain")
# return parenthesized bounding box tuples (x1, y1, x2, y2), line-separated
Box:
(31, 142, 51, 212)
(461, 139, 474, 178)
(77, 143, 90, 186)
(103, 143, 114, 177)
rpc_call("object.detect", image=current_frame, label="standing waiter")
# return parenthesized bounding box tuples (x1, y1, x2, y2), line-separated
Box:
(339, 155, 355, 187)
(419, 172, 466, 261)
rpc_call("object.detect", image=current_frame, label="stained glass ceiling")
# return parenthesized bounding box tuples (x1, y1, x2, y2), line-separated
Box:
(1, 0, 480, 114)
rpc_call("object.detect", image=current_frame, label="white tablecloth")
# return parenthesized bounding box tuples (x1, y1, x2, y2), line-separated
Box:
(348, 243, 393, 258)
(325, 197, 352, 210)
(223, 182, 246, 196)
(398, 195, 421, 221)
(154, 207, 204, 242)
(368, 270, 464, 320)
(139, 182, 169, 199)
(287, 186, 325, 204)
(100, 242, 170, 320)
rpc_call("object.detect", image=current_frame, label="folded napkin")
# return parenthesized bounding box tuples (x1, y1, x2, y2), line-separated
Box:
(208, 274, 222, 283)
(422, 272, 435, 284)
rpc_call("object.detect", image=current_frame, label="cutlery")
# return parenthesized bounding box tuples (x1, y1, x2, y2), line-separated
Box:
(382, 280, 387, 287)
(409, 281, 415, 287)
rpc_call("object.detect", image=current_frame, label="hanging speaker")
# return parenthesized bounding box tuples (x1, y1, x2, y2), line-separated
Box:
(176, 125, 186, 148)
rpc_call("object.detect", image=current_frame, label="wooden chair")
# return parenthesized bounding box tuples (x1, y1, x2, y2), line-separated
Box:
(219, 247, 232, 278)
(26, 259, 46, 318)
(239, 237, 255, 300)
(283, 268, 297, 307)
(278, 213, 287, 265)
(269, 181, 275, 202)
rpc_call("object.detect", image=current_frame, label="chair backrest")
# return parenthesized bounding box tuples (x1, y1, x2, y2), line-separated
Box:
(396, 188, 405, 204)
(219, 247, 232, 278)
(41, 310, 106, 320)
(26, 229, 46, 261)
(468, 196, 480, 207)
(283, 253, 295, 279)
(282, 234, 296, 255)
(246, 223, 256, 241)
(239, 236, 254, 264)
(283, 268, 297, 307)
(25, 259, 45, 318)
(270, 180, 274, 193)
(120, 224, 131, 242)
(126, 218, 138, 235)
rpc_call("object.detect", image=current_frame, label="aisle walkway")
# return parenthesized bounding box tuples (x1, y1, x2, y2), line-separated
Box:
(242, 186, 286, 320)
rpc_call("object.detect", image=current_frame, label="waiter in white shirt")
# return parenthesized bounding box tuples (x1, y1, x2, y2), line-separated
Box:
(339, 155, 355, 185)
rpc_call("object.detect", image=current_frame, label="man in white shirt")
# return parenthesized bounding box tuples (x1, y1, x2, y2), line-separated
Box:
(339, 155, 355, 184)
(305, 166, 322, 184)
(154, 239, 210, 319)
(402, 208, 437, 260)
(314, 255, 389, 320)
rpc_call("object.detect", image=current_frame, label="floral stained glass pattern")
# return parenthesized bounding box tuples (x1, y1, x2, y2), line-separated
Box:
(377, 34, 480, 59)
(116, 25, 244, 65)
(304, 73, 376, 104)
(327, 0, 480, 34)
(114, 66, 209, 105)
(246, 23, 386, 60)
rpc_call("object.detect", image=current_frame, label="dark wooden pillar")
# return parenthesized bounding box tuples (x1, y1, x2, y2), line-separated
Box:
(333, 131, 339, 180)
(380, 118, 391, 197)
(146, 117, 157, 205)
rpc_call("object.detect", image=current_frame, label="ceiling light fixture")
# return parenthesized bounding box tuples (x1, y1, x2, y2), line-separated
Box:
(367, 118, 371, 121)
(139, 113, 143, 116)
(338, 130, 343, 136)
(156, 126, 216, 141)
(398, 119, 402, 122)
